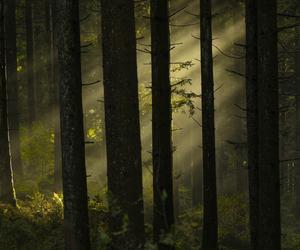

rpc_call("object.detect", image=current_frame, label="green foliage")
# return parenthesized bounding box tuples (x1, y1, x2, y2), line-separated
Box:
(175, 195, 249, 250)
(20, 122, 54, 178)
(18, 123, 54, 196)
(89, 195, 110, 250)
(0, 193, 63, 250)
(0, 193, 110, 250)
(218, 195, 249, 250)
(0, 192, 299, 250)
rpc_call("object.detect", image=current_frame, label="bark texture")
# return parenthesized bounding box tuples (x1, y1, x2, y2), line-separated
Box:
(0, 0, 17, 206)
(150, 1, 175, 249)
(5, 0, 22, 178)
(295, 3, 300, 220)
(257, 1, 281, 249)
(245, 0, 259, 249)
(55, 0, 91, 249)
(100, 0, 145, 249)
(25, 0, 35, 130)
(200, 0, 218, 249)
(46, 0, 62, 191)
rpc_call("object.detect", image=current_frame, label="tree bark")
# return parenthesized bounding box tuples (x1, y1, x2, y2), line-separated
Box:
(200, 0, 218, 250)
(192, 128, 203, 206)
(55, 0, 91, 249)
(46, 0, 62, 192)
(25, 0, 35, 131)
(100, 0, 145, 249)
(150, 0, 175, 249)
(257, 1, 281, 249)
(295, 3, 300, 220)
(0, 0, 17, 206)
(5, 0, 22, 178)
(245, 0, 259, 248)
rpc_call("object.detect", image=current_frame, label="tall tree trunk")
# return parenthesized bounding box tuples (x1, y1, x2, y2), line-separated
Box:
(5, 0, 22, 178)
(95, 11, 106, 170)
(100, 1, 145, 249)
(245, 0, 259, 249)
(295, 3, 300, 220)
(257, 1, 281, 249)
(45, 0, 52, 108)
(25, 0, 35, 131)
(52, 1, 62, 192)
(192, 127, 203, 206)
(200, 0, 218, 249)
(150, 0, 175, 249)
(192, 158, 203, 206)
(0, 0, 17, 206)
(55, 0, 91, 249)
(46, 0, 62, 191)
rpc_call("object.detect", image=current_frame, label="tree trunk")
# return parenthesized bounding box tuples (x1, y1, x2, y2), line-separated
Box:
(257, 1, 281, 249)
(192, 128, 203, 206)
(150, 0, 175, 249)
(295, 3, 300, 220)
(52, 1, 62, 192)
(5, 0, 22, 178)
(46, 0, 62, 192)
(0, 0, 17, 206)
(25, 0, 35, 131)
(55, 0, 91, 249)
(100, 0, 145, 249)
(200, 1, 218, 250)
(245, 0, 259, 249)
(192, 158, 203, 206)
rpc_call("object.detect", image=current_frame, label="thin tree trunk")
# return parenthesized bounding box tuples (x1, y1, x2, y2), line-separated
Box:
(217, 142, 226, 195)
(45, 0, 52, 107)
(200, 0, 218, 249)
(5, 0, 22, 178)
(55, 0, 91, 249)
(25, 0, 35, 131)
(150, 0, 175, 249)
(100, 0, 145, 249)
(295, 3, 300, 220)
(52, 1, 62, 192)
(0, 0, 17, 206)
(46, 0, 61, 192)
(95, 11, 106, 169)
(257, 1, 281, 249)
(192, 159, 203, 206)
(245, 0, 259, 249)
(192, 128, 203, 206)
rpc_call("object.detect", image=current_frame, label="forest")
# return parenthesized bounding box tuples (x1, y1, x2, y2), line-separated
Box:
(0, 0, 299, 249)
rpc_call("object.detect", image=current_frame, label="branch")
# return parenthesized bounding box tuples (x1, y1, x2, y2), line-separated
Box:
(213, 44, 244, 60)
(277, 13, 300, 18)
(82, 80, 101, 86)
(169, 6, 187, 18)
(226, 69, 246, 78)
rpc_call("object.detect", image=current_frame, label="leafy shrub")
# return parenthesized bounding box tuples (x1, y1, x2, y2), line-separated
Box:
(0, 193, 110, 250)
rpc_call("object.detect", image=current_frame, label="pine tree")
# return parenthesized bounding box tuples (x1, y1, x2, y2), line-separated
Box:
(55, 0, 91, 248)
(150, 0, 175, 248)
(25, 0, 35, 131)
(5, 0, 22, 178)
(200, 0, 219, 249)
(245, 0, 259, 249)
(257, 0, 281, 249)
(0, 0, 17, 206)
(100, 0, 145, 248)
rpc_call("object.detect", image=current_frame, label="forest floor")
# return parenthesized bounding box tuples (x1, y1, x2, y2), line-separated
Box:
(0, 193, 298, 250)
